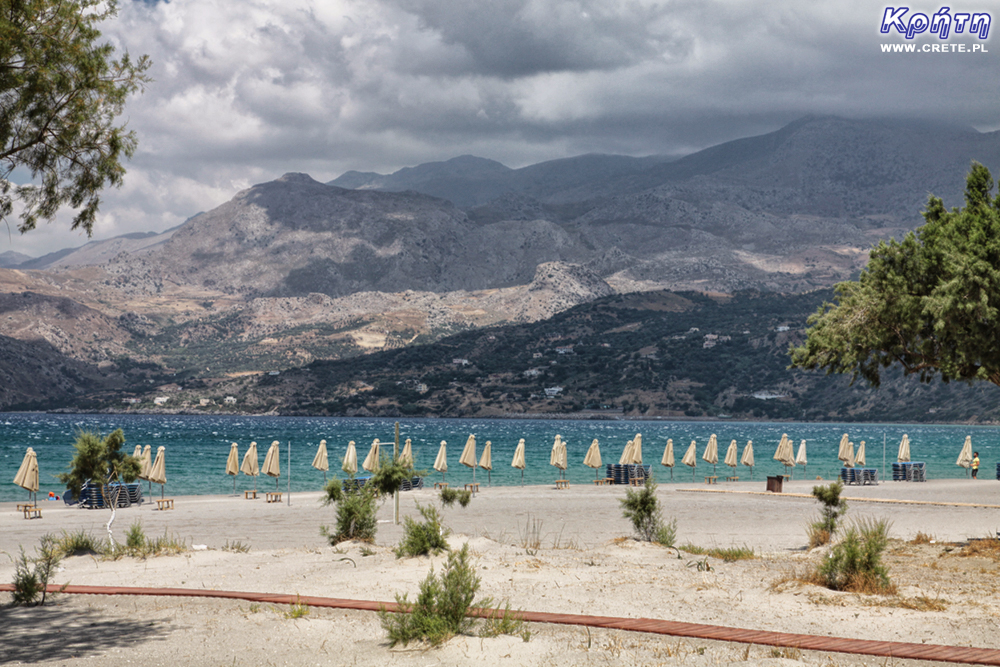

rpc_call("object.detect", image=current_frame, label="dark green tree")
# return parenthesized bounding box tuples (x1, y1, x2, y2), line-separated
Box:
(790, 162, 1000, 387)
(1, 0, 151, 235)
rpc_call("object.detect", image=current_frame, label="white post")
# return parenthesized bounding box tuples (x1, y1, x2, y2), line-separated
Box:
(287, 440, 291, 506)
(394, 422, 400, 525)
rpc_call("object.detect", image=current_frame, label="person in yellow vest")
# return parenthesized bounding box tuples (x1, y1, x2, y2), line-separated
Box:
(972, 452, 980, 479)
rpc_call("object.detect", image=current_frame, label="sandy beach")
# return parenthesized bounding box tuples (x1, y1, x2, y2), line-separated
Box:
(3, 477, 1000, 666)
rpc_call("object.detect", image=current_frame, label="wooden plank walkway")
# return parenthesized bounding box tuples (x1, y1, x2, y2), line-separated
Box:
(3, 584, 1000, 664)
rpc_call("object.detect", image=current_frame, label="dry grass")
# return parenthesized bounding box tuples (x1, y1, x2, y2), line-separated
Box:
(911, 531, 935, 545)
(680, 544, 756, 562)
(807, 525, 832, 548)
(957, 537, 1000, 559)
(864, 595, 948, 612)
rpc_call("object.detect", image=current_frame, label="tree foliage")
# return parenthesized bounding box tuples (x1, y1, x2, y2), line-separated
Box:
(1, 0, 150, 235)
(57, 428, 139, 497)
(790, 162, 1000, 387)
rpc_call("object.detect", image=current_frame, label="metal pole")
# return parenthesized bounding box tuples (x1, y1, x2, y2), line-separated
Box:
(394, 422, 400, 525)
(882, 432, 886, 480)
(287, 440, 291, 506)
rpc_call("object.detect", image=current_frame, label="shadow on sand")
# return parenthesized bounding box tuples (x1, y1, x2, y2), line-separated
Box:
(0, 597, 170, 664)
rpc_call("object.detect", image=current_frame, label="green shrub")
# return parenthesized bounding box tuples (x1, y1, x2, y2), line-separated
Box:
(619, 479, 675, 545)
(379, 543, 481, 646)
(479, 601, 530, 641)
(811, 481, 847, 539)
(456, 489, 472, 508)
(439, 487, 458, 506)
(126, 521, 145, 550)
(817, 518, 894, 594)
(322, 482, 379, 544)
(11, 535, 62, 606)
(396, 503, 450, 558)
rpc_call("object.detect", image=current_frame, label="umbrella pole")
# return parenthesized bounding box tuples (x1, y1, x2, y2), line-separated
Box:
(521, 469, 524, 486)
(670, 467, 673, 480)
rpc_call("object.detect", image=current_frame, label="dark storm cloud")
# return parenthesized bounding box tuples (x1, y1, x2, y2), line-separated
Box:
(4, 0, 995, 257)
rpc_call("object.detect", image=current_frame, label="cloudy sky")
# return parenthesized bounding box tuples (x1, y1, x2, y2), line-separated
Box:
(5, 0, 997, 256)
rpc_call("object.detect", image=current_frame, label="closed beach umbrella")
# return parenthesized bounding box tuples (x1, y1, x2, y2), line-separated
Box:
(399, 438, 414, 467)
(774, 434, 795, 474)
(460, 434, 477, 487)
(149, 446, 167, 499)
(741, 440, 755, 479)
(13, 447, 39, 504)
(342, 441, 358, 475)
(856, 441, 867, 467)
(434, 440, 448, 480)
(703, 434, 719, 475)
(226, 442, 239, 494)
(584, 439, 602, 479)
(479, 441, 493, 485)
(681, 440, 698, 479)
(957, 436, 973, 472)
(619, 439, 634, 465)
(795, 440, 808, 475)
(511, 438, 526, 485)
(631, 434, 643, 465)
(132, 444, 142, 459)
(550, 435, 567, 479)
(724, 439, 738, 470)
(837, 434, 852, 465)
(262, 440, 281, 490)
(242, 441, 259, 493)
(843, 441, 856, 468)
(139, 444, 152, 480)
(312, 439, 329, 481)
(897, 434, 911, 462)
(661, 439, 675, 479)
(362, 438, 381, 474)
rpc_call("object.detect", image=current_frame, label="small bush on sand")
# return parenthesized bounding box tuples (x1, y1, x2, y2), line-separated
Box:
(439, 487, 458, 506)
(56, 529, 106, 557)
(379, 543, 480, 646)
(620, 479, 675, 546)
(809, 481, 848, 547)
(322, 460, 414, 545)
(11, 535, 62, 606)
(479, 601, 530, 641)
(396, 504, 450, 558)
(126, 521, 145, 551)
(456, 489, 472, 508)
(817, 518, 895, 594)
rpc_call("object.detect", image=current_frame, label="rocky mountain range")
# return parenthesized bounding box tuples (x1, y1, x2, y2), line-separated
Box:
(1, 115, 998, 414)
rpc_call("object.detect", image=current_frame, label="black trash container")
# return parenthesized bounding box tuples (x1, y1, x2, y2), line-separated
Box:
(766, 475, 783, 493)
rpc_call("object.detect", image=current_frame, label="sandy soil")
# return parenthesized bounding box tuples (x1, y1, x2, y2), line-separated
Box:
(3, 478, 1000, 666)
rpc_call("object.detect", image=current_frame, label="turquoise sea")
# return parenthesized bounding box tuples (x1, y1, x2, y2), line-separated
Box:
(2, 413, 997, 503)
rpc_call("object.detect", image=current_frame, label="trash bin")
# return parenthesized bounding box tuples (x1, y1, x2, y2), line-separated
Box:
(766, 475, 783, 493)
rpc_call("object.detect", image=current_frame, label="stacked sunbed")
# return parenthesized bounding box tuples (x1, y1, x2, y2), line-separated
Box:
(840, 468, 879, 485)
(891, 462, 926, 482)
(604, 464, 652, 484)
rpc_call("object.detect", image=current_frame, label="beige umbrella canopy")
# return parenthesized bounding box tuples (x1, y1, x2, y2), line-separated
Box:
(226, 442, 240, 494)
(311, 439, 329, 481)
(434, 440, 448, 480)
(13, 447, 39, 503)
(132, 444, 142, 459)
(724, 439, 738, 470)
(856, 441, 867, 467)
(703, 434, 719, 475)
(459, 434, 478, 487)
(583, 438, 602, 479)
(241, 441, 260, 493)
(149, 446, 167, 498)
(511, 438, 526, 485)
(795, 440, 808, 474)
(837, 434, 852, 466)
(681, 439, 698, 479)
(773, 434, 795, 473)
(341, 441, 358, 475)
(842, 441, 856, 468)
(262, 440, 281, 490)
(550, 435, 568, 479)
(661, 439, 675, 479)
(619, 439, 634, 465)
(897, 434, 911, 463)
(139, 445, 152, 481)
(631, 434, 643, 465)
(741, 440, 755, 478)
(479, 441, 493, 485)
(957, 436, 973, 471)
(399, 438, 414, 467)
(362, 439, 381, 474)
